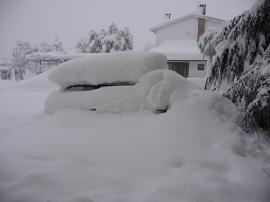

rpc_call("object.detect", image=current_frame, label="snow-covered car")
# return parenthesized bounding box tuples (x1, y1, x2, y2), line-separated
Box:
(45, 51, 197, 114)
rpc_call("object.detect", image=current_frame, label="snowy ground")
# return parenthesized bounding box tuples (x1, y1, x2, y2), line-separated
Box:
(187, 77, 207, 89)
(0, 73, 270, 202)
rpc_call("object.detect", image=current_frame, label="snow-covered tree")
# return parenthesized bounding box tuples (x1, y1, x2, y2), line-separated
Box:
(88, 31, 102, 53)
(76, 22, 133, 53)
(52, 36, 63, 52)
(11, 41, 34, 80)
(38, 37, 64, 53)
(11, 37, 65, 79)
(119, 27, 133, 51)
(198, 31, 217, 60)
(202, 0, 270, 134)
(39, 40, 52, 53)
(76, 38, 88, 53)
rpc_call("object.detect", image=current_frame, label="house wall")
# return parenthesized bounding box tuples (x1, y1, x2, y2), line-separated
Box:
(189, 60, 207, 77)
(153, 16, 223, 78)
(156, 17, 198, 46)
(155, 17, 224, 46)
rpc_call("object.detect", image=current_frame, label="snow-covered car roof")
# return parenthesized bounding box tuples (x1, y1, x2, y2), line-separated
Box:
(48, 51, 168, 89)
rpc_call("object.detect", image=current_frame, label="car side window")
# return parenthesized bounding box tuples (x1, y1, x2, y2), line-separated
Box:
(65, 82, 135, 92)
(66, 85, 97, 91)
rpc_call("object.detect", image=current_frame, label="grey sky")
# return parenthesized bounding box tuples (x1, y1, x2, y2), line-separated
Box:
(0, 0, 256, 58)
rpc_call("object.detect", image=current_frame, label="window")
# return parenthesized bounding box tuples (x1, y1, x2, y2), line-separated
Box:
(2, 70, 8, 80)
(198, 64, 205, 70)
(65, 82, 134, 92)
(168, 62, 189, 77)
(66, 85, 97, 91)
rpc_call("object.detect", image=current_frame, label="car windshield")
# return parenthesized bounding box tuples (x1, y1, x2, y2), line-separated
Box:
(65, 82, 135, 92)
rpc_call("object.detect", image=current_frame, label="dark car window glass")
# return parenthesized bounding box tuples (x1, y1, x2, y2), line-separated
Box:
(65, 82, 134, 92)
(66, 86, 84, 91)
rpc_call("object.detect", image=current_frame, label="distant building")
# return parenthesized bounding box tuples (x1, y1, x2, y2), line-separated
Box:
(0, 58, 12, 80)
(0, 64, 12, 80)
(150, 3, 225, 78)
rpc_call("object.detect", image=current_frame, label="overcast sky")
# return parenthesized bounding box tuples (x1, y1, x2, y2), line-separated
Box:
(0, 0, 256, 58)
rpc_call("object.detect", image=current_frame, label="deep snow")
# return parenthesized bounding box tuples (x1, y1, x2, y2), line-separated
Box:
(0, 72, 270, 202)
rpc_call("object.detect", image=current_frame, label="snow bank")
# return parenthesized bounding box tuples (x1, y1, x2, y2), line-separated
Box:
(13, 70, 58, 90)
(48, 51, 168, 89)
(187, 77, 207, 88)
(45, 69, 198, 114)
(0, 80, 15, 89)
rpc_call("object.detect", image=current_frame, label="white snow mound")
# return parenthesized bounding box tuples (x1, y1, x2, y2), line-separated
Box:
(136, 69, 198, 111)
(45, 69, 198, 114)
(13, 70, 58, 89)
(48, 51, 168, 88)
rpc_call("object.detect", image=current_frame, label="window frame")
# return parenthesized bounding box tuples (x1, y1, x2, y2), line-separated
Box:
(197, 63, 205, 71)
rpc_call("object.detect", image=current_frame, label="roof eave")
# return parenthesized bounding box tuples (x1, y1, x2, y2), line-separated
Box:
(150, 13, 192, 33)
(150, 13, 225, 32)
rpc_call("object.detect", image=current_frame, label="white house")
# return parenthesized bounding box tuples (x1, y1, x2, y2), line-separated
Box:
(150, 4, 225, 78)
(0, 65, 12, 80)
(0, 59, 12, 80)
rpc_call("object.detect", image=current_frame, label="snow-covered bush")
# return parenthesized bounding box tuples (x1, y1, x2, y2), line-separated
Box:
(11, 37, 65, 80)
(38, 36, 63, 53)
(11, 41, 35, 80)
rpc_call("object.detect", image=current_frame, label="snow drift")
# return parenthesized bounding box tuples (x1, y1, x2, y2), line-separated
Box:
(48, 51, 168, 89)
(13, 70, 58, 90)
(1, 76, 270, 202)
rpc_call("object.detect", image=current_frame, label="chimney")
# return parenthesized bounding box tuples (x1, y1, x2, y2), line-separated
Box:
(197, 1, 206, 15)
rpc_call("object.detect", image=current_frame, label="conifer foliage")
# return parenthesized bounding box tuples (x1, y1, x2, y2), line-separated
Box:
(200, 0, 270, 134)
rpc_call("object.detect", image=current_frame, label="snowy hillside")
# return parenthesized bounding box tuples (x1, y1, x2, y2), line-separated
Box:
(199, 0, 270, 133)
(0, 68, 270, 202)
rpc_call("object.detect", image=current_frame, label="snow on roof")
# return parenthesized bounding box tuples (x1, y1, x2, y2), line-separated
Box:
(49, 51, 168, 88)
(150, 40, 205, 61)
(26, 51, 87, 61)
(150, 13, 225, 33)
(0, 65, 11, 70)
